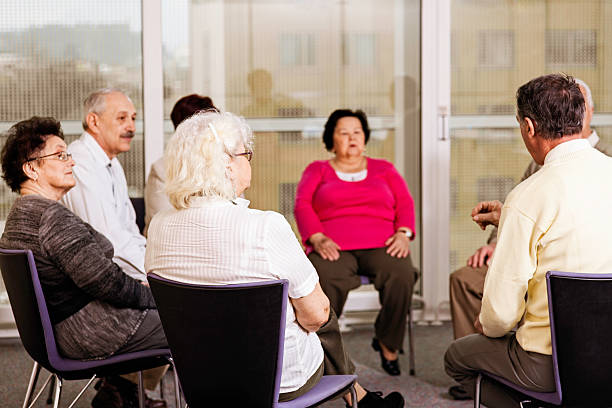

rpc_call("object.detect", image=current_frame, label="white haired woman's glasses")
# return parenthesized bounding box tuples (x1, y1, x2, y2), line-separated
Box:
(234, 150, 253, 162)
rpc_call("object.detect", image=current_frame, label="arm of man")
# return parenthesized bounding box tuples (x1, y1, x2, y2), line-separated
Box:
(61, 158, 146, 275)
(144, 159, 173, 236)
(478, 205, 540, 337)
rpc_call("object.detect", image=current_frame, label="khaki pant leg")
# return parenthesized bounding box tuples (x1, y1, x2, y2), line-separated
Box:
(357, 248, 417, 351)
(444, 333, 554, 408)
(121, 365, 169, 391)
(449, 265, 488, 339)
(308, 251, 361, 316)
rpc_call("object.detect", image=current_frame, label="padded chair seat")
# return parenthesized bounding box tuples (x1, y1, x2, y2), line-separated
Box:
(278, 375, 357, 407)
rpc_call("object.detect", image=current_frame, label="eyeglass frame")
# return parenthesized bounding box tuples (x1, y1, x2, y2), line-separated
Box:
(25, 151, 72, 163)
(234, 150, 253, 162)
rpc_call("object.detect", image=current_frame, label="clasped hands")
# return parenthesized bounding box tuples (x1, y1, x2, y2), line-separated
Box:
(309, 231, 410, 261)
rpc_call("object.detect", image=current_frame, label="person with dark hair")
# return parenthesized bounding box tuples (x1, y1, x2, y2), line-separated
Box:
(446, 78, 612, 400)
(0, 117, 168, 408)
(294, 109, 417, 376)
(445, 73, 612, 407)
(143, 94, 218, 235)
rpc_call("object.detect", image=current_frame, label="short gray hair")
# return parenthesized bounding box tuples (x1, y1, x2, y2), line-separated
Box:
(82, 88, 130, 130)
(574, 78, 594, 110)
(164, 111, 254, 209)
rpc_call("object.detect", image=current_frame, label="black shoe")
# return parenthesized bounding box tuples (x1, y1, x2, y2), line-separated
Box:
(91, 378, 124, 408)
(371, 338, 400, 376)
(348, 391, 404, 408)
(448, 384, 472, 400)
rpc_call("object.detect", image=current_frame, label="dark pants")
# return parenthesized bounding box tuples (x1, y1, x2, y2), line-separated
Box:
(116, 309, 169, 390)
(278, 309, 356, 402)
(444, 333, 554, 408)
(309, 247, 417, 351)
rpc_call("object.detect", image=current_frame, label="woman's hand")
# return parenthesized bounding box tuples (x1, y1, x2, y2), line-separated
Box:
(385, 231, 411, 258)
(309, 232, 341, 261)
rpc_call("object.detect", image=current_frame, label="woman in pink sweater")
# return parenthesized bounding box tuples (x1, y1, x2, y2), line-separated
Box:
(294, 109, 417, 377)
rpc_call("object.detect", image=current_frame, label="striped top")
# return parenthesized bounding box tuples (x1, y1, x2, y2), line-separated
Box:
(145, 197, 323, 393)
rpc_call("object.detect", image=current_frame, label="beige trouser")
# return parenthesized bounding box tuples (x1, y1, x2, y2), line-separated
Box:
(444, 333, 554, 408)
(449, 265, 488, 339)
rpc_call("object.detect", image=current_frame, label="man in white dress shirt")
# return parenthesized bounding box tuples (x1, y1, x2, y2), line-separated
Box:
(61, 88, 146, 280)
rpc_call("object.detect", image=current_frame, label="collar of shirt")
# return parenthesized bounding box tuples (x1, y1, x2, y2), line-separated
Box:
(544, 138, 591, 165)
(189, 196, 251, 208)
(81, 131, 113, 167)
(587, 129, 600, 147)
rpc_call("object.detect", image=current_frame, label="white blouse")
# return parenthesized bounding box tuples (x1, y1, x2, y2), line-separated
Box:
(145, 197, 323, 393)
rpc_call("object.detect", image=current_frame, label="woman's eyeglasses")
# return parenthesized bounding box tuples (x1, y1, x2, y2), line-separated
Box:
(234, 150, 253, 162)
(25, 151, 72, 163)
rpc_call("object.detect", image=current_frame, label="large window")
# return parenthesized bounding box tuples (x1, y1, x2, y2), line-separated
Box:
(0, 0, 144, 315)
(450, 0, 611, 275)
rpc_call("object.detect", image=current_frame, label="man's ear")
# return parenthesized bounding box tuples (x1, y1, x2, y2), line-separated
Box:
(524, 117, 536, 139)
(85, 112, 99, 133)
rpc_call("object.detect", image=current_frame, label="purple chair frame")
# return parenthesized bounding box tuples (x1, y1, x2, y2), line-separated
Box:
(0, 248, 174, 408)
(147, 273, 357, 407)
(475, 271, 612, 407)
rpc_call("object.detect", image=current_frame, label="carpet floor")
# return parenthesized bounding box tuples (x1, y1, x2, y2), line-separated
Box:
(0, 322, 472, 407)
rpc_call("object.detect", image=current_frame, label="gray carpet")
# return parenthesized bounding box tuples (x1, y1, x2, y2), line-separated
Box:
(0, 322, 472, 407)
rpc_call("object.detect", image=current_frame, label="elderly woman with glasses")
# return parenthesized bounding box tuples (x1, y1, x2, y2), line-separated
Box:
(145, 111, 404, 408)
(0, 117, 168, 408)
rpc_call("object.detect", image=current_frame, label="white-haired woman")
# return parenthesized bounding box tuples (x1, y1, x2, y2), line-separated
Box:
(145, 111, 404, 407)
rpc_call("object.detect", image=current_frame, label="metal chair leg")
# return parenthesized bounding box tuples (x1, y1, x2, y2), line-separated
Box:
(169, 358, 182, 408)
(474, 373, 482, 408)
(408, 309, 415, 376)
(52, 375, 62, 408)
(46, 375, 56, 405)
(138, 371, 145, 408)
(349, 383, 358, 408)
(23, 361, 41, 408)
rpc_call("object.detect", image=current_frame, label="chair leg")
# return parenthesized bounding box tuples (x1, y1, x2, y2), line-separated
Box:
(66, 375, 97, 408)
(408, 310, 415, 376)
(474, 373, 482, 408)
(349, 383, 358, 408)
(159, 375, 164, 400)
(138, 371, 145, 408)
(23, 361, 41, 408)
(52, 375, 62, 408)
(170, 358, 181, 408)
(46, 376, 55, 405)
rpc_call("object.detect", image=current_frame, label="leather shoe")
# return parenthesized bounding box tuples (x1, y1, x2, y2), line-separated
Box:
(347, 390, 405, 407)
(371, 338, 400, 376)
(448, 384, 472, 400)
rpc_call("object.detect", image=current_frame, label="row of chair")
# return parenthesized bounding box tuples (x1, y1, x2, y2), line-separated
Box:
(0, 248, 357, 407)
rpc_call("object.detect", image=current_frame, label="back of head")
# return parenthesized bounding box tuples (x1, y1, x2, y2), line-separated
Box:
(170, 94, 218, 129)
(164, 111, 254, 208)
(516, 73, 584, 139)
(1, 117, 64, 192)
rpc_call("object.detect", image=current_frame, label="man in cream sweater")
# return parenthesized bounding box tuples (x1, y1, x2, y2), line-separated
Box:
(444, 73, 612, 408)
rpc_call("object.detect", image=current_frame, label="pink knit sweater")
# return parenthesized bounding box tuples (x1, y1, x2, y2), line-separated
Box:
(294, 158, 415, 253)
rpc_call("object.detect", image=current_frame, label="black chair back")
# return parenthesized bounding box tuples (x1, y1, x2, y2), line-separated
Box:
(130, 197, 145, 234)
(148, 274, 288, 407)
(0, 249, 53, 371)
(547, 272, 612, 406)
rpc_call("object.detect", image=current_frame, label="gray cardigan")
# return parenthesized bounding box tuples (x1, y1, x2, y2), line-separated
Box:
(0, 195, 155, 359)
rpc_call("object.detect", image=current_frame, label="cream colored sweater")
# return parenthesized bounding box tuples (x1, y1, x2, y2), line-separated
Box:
(480, 139, 612, 355)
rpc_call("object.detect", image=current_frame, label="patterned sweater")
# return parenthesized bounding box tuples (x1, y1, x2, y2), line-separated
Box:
(0, 195, 155, 359)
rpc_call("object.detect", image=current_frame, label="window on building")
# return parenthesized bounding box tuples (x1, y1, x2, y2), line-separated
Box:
(279, 33, 315, 66)
(477, 176, 514, 203)
(279, 183, 297, 219)
(546, 30, 596, 67)
(478, 30, 514, 69)
(343, 33, 376, 66)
